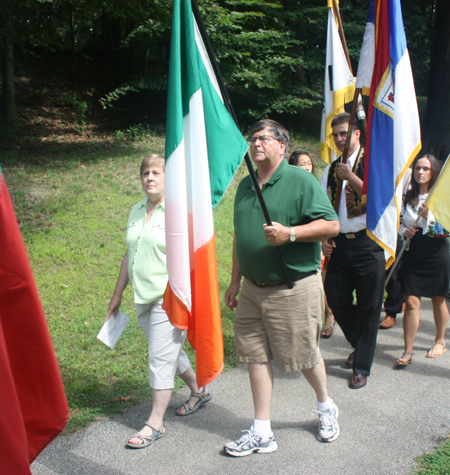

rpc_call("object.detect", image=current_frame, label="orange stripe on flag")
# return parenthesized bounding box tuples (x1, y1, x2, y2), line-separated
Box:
(163, 283, 189, 330)
(190, 235, 224, 387)
(163, 235, 224, 387)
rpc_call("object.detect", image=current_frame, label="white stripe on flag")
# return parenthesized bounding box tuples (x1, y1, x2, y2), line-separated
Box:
(393, 51, 421, 185)
(185, 89, 215, 250)
(355, 22, 375, 91)
(165, 89, 215, 311)
(193, 15, 223, 102)
(165, 137, 192, 311)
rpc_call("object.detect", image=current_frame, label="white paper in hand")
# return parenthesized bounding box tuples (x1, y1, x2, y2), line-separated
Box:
(97, 311, 130, 349)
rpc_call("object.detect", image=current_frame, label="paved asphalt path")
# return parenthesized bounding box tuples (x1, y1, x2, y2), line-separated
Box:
(31, 297, 450, 475)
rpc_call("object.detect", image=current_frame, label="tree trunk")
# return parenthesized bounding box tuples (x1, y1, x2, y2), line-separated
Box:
(68, 3, 76, 51)
(2, 22, 16, 122)
(144, 46, 150, 75)
(422, 0, 450, 162)
(102, 11, 114, 58)
(126, 17, 136, 68)
(111, 18, 121, 50)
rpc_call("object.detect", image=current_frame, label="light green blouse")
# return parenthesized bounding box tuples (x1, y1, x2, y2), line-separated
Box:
(126, 197, 167, 304)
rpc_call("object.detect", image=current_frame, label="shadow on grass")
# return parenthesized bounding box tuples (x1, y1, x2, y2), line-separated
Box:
(61, 365, 151, 433)
(1, 139, 165, 171)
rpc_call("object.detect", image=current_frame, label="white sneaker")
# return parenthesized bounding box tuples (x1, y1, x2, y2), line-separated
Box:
(224, 426, 278, 457)
(312, 402, 340, 442)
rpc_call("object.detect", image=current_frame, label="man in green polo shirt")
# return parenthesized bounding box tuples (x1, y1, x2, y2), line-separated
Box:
(224, 119, 340, 457)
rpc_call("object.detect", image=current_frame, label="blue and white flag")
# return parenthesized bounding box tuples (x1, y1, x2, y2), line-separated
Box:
(359, 0, 421, 267)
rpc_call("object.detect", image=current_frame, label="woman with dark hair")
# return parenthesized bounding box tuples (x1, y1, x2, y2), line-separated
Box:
(288, 150, 315, 175)
(396, 154, 450, 365)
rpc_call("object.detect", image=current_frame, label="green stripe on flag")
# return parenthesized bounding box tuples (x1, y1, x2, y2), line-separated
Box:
(165, 0, 248, 208)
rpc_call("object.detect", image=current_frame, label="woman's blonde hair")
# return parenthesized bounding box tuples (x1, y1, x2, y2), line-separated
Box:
(140, 154, 165, 176)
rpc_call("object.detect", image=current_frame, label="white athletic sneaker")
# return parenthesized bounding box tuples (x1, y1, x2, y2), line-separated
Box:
(312, 402, 340, 442)
(224, 426, 278, 457)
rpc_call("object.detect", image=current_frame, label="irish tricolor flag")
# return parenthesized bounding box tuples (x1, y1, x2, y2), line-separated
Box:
(163, 0, 248, 387)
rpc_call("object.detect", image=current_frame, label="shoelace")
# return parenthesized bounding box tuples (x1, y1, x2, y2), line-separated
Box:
(312, 409, 333, 431)
(237, 429, 260, 448)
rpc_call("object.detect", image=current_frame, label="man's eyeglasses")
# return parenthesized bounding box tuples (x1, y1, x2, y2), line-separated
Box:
(248, 135, 278, 145)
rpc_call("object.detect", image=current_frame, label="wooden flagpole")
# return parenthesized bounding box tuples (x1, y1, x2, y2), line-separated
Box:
(332, 0, 353, 73)
(331, 0, 368, 135)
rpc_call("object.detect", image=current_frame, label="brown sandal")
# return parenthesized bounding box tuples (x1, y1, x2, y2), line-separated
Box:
(397, 352, 414, 366)
(176, 387, 212, 416)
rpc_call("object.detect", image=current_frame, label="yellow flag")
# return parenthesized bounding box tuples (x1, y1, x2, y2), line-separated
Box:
(320, 2, 355, 163)
(427, 155, 450, 232)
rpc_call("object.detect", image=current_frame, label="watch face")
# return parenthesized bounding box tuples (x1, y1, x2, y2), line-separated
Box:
(290, 228, 296, 241)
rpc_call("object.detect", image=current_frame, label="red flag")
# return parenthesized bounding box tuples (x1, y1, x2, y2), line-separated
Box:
(0, 173, 69, 474)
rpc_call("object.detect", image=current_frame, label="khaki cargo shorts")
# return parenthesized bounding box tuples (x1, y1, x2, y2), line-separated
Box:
(234, 272, 323, 372)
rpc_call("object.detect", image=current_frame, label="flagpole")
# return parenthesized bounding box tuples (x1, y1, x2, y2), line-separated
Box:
(190, 0, 293, 289)
(384, 231, 413, 287)
(331, 0, 368, 136)
(331, 0, 352, 73)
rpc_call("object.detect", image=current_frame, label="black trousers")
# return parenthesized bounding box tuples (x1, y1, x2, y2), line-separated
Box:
(384, 238, 404, 317)
(325, 232, 385, 376)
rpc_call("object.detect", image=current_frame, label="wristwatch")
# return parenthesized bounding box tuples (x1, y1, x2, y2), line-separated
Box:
(289, 227, 296, 242)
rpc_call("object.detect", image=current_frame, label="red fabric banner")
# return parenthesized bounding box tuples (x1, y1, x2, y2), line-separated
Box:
(0, 174, 69, 474)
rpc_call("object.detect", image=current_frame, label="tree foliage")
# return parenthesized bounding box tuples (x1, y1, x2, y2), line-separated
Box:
(423, 0, 450, 161)
(94, 0, 333, 122)
(0, 0, 446, 149)
(198, 0, 328, 120)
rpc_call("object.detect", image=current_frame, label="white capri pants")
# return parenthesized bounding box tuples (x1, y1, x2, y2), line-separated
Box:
(136, 301, 191, 390)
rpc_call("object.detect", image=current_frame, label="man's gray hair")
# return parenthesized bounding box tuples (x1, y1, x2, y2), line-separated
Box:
(249, 119, 290, 152)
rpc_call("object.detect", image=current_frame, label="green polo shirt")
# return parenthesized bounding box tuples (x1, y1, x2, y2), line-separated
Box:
(126, 197, 167, 304)
(234, 160, 338, 284)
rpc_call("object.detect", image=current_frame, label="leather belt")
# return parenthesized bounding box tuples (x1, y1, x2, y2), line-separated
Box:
(337, 229, 366, 240)
(251, 270, 318, 288)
